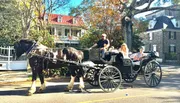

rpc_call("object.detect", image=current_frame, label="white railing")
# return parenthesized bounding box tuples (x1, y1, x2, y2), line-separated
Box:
(0, 46, 27, 70)
(0, 46, 13, 61)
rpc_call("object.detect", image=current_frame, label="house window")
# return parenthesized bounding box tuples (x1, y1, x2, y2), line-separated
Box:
(176, 22, 178, 27)
(149, 32, 153, 40)
(44, 14, 48, 21)
(73, 18, 76, 24)
(153, 45, 157, 52)
(65, 29, 69, 36)
(169, 44, 176, 53)
(50, 27, 55, 35)
(57, 16, 62, 22)
(169, 11, 172, 16)
(149, 44, 152, 51)
(169, 31, 176, 39)
(58, 30, 62, 36)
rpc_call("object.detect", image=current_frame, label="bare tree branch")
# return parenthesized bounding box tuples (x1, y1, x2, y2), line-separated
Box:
(135, 4, 180, 15)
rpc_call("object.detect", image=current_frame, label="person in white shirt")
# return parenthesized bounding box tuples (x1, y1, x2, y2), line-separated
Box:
(132, 46, 145, 61)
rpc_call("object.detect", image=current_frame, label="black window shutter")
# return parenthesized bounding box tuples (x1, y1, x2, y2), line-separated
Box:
(174, 32, 176, 39)
(169, 31, 171, 39)
(169, 46, 171, 53)
(174, 46, 176, 53)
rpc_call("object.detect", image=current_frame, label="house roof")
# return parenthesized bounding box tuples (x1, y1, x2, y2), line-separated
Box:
(147, 16, 180, 31)
(47, 14, 84, 27)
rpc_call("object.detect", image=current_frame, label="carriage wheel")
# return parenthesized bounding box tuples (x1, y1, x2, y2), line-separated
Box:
(144, 61, 162, 87)
(85, 68, 99, 87)
(124, 73, 137, 83)
(99, 66, 122, 92)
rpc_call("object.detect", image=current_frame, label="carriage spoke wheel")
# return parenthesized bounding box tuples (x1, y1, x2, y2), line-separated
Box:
(99, 66, 122, 92)
(85, 68, 99, 87)
(144, 61, 162, 87)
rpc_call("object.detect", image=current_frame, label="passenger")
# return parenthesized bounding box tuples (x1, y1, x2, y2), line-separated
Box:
(119, 43, 129, 58)
(132, 46, 145, 61)
(89, 33, 110, 58)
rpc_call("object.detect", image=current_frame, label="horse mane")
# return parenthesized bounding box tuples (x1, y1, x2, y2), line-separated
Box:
(19, 39, 35, 44)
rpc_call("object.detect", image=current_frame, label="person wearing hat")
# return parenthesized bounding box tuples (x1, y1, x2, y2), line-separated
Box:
(89, 33, 110, 58)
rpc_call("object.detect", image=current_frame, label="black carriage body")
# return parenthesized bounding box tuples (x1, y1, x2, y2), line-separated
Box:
(84, 49, 162, 83)
(85, 49, 135, 79)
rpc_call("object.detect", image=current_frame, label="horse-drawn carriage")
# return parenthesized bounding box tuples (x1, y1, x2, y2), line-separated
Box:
(13, 40, 162, 94)
(82, 48, 162, 92)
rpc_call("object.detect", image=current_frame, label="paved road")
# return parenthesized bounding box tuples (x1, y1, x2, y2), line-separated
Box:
(0, 64, 180, 103)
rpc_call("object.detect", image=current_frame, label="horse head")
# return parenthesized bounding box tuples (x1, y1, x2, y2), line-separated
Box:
(13, 39, 36, 60)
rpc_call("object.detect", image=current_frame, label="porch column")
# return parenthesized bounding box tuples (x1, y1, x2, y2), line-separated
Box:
(54, 27, 57, 35)
(70, 28, 72, 36)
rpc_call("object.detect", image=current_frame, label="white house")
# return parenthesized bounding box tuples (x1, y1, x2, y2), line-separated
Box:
(45, 14, 86, 47)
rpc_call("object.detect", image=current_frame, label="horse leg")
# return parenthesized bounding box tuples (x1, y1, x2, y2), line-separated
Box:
(28, 68, 37, 95)
(78, 67, 85, 89)
(66, 75, 75, 90)
(79, 77, 85, 89)
(38, 68, 46, 92)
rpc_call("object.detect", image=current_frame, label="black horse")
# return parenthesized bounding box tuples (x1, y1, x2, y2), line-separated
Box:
(14, 39, 84, 95)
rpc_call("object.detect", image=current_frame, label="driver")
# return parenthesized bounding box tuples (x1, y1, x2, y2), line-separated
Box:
(89, 33, 110, 58)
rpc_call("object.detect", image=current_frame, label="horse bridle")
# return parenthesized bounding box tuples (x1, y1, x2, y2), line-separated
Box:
(25, 42, 37, 57)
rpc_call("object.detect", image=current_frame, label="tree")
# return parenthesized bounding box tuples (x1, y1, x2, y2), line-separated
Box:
(16, 0, 70, 47)
(80, 28, 103, 48)
(70, 0, 124, 48)
(70, 0, 180, 50)
(0, 0, 22, 45)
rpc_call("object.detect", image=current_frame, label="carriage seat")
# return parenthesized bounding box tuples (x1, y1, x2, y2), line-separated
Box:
(132, 61, 141, 65)
(123, 58, 133, 66)
(123, 58, 142, 66)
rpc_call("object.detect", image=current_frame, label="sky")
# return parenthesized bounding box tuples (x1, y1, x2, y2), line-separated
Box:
(55, 0, 172, 18)
(54, 0, 83, 15)
(134, 0, 172, 19)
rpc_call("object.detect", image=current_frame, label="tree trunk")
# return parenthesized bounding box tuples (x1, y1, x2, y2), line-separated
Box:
(123, 19, 133, 51)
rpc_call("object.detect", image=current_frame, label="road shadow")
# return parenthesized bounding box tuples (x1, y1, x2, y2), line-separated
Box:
(0, 83, 108, 96)
(125, 73, 180, 91)
(0, 89, 27, 96)
(152, 96, 180, 103)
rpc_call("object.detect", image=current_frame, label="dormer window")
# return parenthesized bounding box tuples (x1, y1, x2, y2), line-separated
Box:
(44, 14, 48, 21)
(149, 20, 157, 29)
(57, 16, 62, 22)
(73, 18, 77, 24)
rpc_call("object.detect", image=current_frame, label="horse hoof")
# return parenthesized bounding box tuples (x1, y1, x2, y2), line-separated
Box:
(28, 88, 36, 95)
(37, 89, 44, 93)
(64, 88, 72, 92)
(27, 92, 33, 96)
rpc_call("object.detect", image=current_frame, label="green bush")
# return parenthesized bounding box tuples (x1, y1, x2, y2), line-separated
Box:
(44, 66, 69, 77)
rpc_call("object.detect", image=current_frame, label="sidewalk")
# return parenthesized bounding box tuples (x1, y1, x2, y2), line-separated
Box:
(0, 70, 30, 83)
(0, 63, 180, 83)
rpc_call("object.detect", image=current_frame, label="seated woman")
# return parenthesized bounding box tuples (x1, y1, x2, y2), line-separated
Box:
(119, 43, 129, 58)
